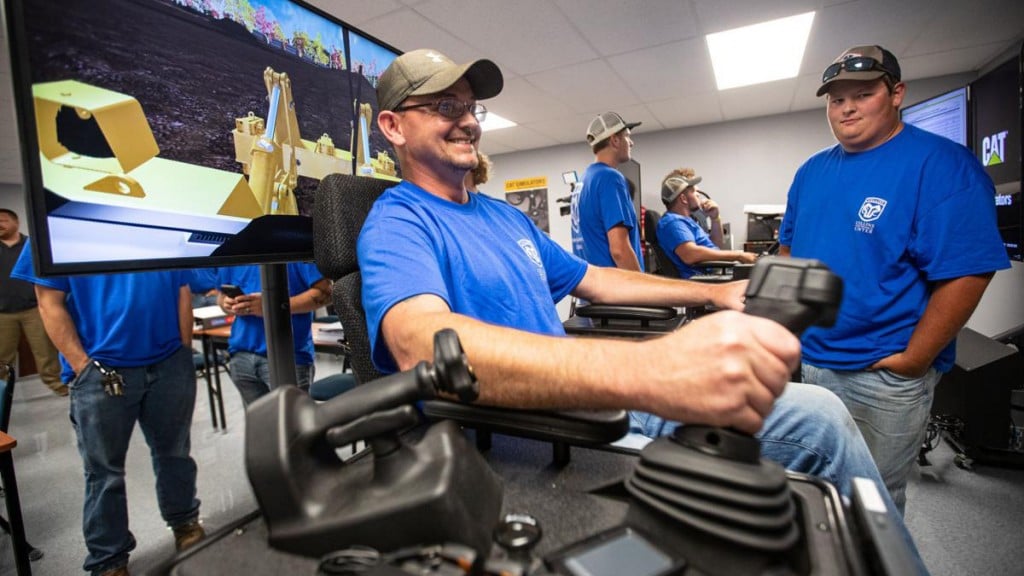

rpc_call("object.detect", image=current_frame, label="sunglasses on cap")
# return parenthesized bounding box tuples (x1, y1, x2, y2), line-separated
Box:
(821, 56, 898, 84)
(393, 97, 487, 122)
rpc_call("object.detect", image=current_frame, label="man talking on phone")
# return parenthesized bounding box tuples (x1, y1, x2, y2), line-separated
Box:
(217, 264, 330, 406)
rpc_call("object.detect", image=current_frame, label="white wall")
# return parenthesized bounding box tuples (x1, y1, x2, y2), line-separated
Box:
(0, 182, 26, 221)
(484, 73, 1024, 338)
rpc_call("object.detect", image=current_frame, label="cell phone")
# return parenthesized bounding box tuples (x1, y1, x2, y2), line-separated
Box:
(219, 284, 244, 299)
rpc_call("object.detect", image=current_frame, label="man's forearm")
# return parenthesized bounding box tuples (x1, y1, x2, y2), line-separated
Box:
(34, 286, 88, 372)
(289, 279, 332, 314)
(178, 285, 193, 346)
(901, 274, 993, 371)
(384, 298, 646, 411)
(574, 266, 745, 311)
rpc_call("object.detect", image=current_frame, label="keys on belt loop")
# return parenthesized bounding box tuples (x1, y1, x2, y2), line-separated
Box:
(92, 360, 125, 397)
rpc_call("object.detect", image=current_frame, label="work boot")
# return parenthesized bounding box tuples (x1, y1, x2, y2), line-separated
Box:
(99, 566, 129, 576)
(173, 520, 206, 552)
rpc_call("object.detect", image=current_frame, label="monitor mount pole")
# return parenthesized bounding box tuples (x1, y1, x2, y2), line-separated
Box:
(260, 263, 297, 389)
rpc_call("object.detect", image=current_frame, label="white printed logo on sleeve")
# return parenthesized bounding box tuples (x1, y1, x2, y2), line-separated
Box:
(518, 239, 547, 281)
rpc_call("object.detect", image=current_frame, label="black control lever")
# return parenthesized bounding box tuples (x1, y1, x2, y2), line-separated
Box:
(624, 256, 845, 555)
(742, 255, 842, 334)
(313, 328, 477, 436)
(245, 328, 503, 557)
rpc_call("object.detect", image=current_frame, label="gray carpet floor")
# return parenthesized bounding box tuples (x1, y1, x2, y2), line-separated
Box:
(1, 354, 1021, 575)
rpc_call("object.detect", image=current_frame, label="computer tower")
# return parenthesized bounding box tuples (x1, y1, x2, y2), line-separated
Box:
(932, 328, 1024, 460)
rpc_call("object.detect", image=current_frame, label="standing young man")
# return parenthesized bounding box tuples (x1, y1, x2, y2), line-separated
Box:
(779, 45, 1010, 514)
(571, 112, 644, 271)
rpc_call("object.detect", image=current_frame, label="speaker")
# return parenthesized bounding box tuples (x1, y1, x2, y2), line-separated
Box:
(933, 327, 1024, 452)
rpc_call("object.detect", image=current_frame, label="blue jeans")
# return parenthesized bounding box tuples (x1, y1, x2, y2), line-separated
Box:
(802, 364, 940, 516)
(68, 346, 200, 575)
(227, 351, 313, 406)
(629, 382, 928, 575)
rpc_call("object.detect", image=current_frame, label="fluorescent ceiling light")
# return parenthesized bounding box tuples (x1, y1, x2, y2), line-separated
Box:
(707, 11, 815, 90)
(481, 111, 516, 132)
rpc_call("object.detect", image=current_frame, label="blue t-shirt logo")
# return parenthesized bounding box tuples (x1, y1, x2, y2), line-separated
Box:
(858, 197, 887, 222)
(518, 238, 547, 281)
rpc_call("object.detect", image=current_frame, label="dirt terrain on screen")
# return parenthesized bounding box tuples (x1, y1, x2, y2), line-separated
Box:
(23, 0, 392, 213)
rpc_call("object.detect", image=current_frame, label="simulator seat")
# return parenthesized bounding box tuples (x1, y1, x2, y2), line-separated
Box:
(311, 174, 629, 465)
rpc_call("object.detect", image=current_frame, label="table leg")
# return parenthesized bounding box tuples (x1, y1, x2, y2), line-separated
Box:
(202, 336, 220, 430)
(0, 452, 32, 576)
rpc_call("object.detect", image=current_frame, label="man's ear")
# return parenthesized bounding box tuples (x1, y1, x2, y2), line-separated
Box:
(891, 82, 907, 109)
(377, 111, 405, 147)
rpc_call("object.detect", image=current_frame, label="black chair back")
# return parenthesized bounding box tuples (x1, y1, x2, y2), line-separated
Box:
(313, 174, 392, 385)
(643, 208, 681, 279)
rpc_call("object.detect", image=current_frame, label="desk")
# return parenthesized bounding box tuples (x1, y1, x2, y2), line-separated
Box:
(0, 431, 32, 576)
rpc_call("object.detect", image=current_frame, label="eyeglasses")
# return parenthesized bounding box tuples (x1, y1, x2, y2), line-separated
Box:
(393, 98, 487, 122)
(821, 56, 896, 83)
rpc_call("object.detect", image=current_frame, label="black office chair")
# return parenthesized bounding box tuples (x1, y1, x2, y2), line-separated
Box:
(312, 174, 629, 466)
(0, 363, 43, 563)
(642, 208, 680, 279)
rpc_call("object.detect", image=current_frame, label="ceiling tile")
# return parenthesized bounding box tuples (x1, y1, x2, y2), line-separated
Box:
(413, 0, 597, 76)
(526, 59, 639, 114)
(608, 37, 716, 102)
(487, 77, 576, 125)
(647, 92, 724, 129)
(719, 78, 801, 121)
(554, 0, 699, 56)
(482, 126, 560, 151)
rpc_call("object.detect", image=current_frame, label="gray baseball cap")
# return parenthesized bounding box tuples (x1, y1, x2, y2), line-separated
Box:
(586, 112, 641, 146)
(661, 174, 702, 206)
(376, 49, 504, 112)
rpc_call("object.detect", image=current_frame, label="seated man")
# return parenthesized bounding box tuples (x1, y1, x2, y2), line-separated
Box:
(657, 169, 758, 278)
(361, 49, 924, 571)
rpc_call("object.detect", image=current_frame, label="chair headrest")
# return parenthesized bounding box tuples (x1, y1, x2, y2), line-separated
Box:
(313, 174, 394, 280)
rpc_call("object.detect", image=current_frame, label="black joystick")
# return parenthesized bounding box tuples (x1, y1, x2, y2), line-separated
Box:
(245, 329, 503, 558)
(623, 257, 844, 567)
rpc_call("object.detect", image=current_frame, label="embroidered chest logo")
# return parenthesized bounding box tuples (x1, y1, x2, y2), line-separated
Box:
(855, 197, 887, 234)
(518, 239, 547, 281)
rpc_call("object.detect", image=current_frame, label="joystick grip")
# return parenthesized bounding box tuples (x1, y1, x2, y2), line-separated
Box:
(742, 256, 843, 336)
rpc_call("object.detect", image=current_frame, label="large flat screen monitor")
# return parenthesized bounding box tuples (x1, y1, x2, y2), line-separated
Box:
(901, 86, 970, 148)
(971, 49, 1022, 261)
(4, 0, 402, 275)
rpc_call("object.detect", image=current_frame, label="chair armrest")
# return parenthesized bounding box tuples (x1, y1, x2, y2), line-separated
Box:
(575, 304, 678, 322)
(420, 401, 629, 446)
(701, 260, 736, 270)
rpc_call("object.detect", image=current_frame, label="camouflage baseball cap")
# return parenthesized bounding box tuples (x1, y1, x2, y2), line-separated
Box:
(817, 45, 901, 96)
(377, 49, 503, 112)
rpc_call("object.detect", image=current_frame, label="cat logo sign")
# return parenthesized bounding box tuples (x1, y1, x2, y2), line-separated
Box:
(982, 130, 1009, 166)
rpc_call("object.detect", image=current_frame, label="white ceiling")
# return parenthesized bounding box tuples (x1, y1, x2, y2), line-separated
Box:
(2, 0, 1023, 183)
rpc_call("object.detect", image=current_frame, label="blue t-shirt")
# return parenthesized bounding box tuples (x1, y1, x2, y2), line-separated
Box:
(11, 240, 189, 368)
(574, 162, 644, 269)
(779, 124, 1010, 372)
(360, 181, 588, 374)
(217, 263, 323, 365)
(656, 212, 719, 279)
(188, 268, 218, 294)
